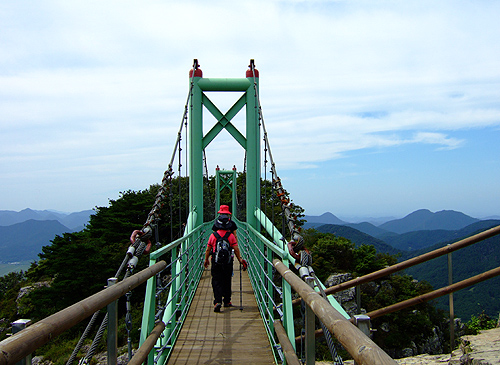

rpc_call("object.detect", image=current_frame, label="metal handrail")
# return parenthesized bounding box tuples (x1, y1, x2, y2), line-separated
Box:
(0, 261, 166, 365)
(128, 321, 166, 365)
(295, 224, 500, 343)
(237, 211, 352, 364)
(274, 320, 301, 365)
(273, 259, 398, 365)
(365, 265, 500, 320)
(139, 210, 212, 364)
(291, 224, 500, 306)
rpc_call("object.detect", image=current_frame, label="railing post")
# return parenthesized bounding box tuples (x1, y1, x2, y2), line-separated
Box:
(356, 282, 361, 314)
(448, 245, 455, 353)
(353, 315, 372, 365)
(107, 278, 118, 365)
(304, 276, 315, 364)
(353, 314, 371, 337)
(11, 320, 32, 365)
(281, 257, 296, 350)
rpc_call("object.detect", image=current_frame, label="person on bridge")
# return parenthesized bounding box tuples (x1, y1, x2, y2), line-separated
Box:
(204, 205, 247, 312)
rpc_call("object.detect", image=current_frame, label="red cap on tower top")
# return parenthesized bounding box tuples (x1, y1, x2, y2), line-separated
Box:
(189, 68, 203, 77)
(246, 68, 259, 78)
(189, 59, 203, 77)
(246, 59, 259, 78)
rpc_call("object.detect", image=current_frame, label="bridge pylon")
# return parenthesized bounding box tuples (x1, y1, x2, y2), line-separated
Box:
(188, 60, 260, 229)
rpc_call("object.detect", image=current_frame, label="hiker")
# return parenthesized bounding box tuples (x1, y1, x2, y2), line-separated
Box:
(204, 205, 247, 312)
(212, 205, 238, 235)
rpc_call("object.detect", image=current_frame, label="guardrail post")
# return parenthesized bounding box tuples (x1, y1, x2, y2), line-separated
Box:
(353, 314, 372, 365)
(304, 276, 315, 364)
(353, 314, 371, 337)
(107, 278, 118, 365)
(356, 283, 361, 314)
(448, 245, 455, 353)
(11, 320, 32, 365)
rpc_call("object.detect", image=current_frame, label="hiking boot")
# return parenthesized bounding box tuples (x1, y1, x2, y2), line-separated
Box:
(224, 302, 233, 307)
(214, 303, 222, 312)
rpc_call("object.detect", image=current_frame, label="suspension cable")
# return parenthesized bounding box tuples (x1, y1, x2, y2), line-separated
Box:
(248, 60, 305, 253)
(68, 60, 201, 365)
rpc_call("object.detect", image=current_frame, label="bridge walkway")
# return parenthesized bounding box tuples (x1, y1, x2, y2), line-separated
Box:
(168, 259, 275, 364)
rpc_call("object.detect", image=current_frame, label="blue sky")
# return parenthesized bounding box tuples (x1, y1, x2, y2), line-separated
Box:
(1, 1, 500, 220)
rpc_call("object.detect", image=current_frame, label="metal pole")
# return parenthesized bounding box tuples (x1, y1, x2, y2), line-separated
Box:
(356, 283, 361, 315)
(245, 65, 260, 231)
(240, 263, 243, 311)
(448, 247, 455, 354)
(273, 259, 397, 365)
(11, 320, 31, 365)
(305, 277, 315, 364)
(0, 261, 166, 365)
(107, 278, 118, 365)
(188, 63, 204, 228)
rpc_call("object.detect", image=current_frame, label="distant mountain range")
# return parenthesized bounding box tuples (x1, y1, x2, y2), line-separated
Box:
(305, 209, 486, 236)
(2, 207, 500, 321)
(0, 208, 94, 231)
(305, 210, 500, 321)
(0, 219, 71, 263)
(0, 209, 95, 264)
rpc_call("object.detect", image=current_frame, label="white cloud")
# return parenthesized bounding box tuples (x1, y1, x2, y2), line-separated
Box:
(1, 0, 500, 215)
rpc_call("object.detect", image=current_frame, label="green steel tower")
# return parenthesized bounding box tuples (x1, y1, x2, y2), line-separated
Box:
(188, 61, 260, 229)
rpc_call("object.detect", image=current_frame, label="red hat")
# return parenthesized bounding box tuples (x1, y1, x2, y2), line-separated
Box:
(218, 205, 231, 215)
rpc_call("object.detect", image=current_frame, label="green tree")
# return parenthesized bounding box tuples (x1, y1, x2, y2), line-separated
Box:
(0, 271, 26, 340)
(464, 311, 497, 335)
(311, 235, 355, 281)
(302, 229, 445, 358)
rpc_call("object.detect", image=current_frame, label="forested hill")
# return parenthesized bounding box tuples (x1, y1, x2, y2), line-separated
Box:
(314, 224, 401, 256)
(0, 208, 94, 231)
(379, 209, 480, 233)
(403, 222, 500, 321)
(0, 220, 71, 263)
(314, 220, 500, 321)
(383, 219, 500, 252)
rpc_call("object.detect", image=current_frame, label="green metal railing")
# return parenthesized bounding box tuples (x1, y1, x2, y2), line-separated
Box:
(238, 208, 351, 364)
(139, 209, 212, 364)
(138, 205, 350, 364)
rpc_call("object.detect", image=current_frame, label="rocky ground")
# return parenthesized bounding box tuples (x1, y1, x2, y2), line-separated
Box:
(319, 327, 500, 365)
(30, 328, 500, 364)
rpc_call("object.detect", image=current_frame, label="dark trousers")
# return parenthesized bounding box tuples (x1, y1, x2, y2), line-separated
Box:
(211, 261, 233, 305)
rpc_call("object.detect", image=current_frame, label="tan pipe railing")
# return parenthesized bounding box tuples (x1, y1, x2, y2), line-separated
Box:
(293, 224, 500, 344)
(128, 321, 166, 365)
(365, 265, 500, 319)
(273, 320, 301, 365)
(0, 261, 167, 365)
(273, 259, 398, 365)
(296, 265, 500, 343)
(292, 224, 500, 306)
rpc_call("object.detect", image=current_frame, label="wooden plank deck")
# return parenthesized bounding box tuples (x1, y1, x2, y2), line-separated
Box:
(168, 260, 276, 364)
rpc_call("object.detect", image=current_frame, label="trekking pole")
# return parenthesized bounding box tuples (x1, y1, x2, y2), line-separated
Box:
(240, 263, 243, 311)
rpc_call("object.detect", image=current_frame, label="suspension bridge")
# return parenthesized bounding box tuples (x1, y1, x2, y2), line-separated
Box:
(1, 60, 500, 365)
